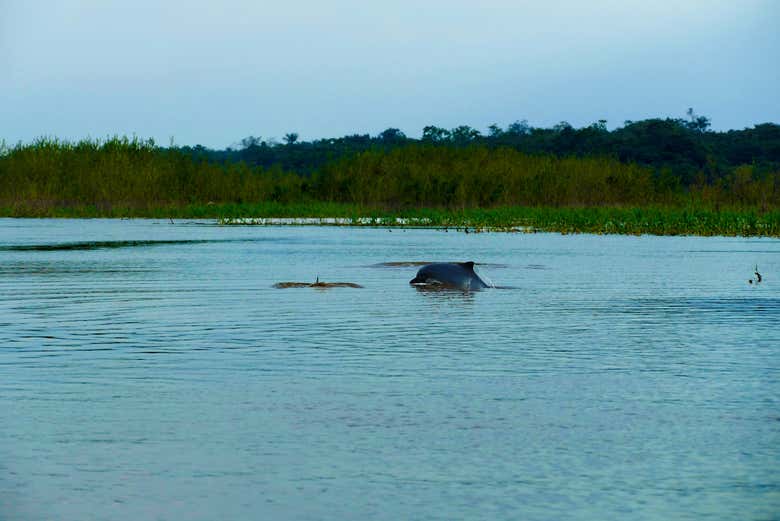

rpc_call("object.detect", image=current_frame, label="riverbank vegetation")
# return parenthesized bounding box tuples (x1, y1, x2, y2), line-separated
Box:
(1, 115, 778, 236)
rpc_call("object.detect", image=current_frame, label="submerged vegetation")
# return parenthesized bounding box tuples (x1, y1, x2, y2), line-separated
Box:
(1, 115, 779, 236)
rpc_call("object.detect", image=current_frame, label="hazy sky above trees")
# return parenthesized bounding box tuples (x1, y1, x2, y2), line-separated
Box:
(2, 0, 778, 147)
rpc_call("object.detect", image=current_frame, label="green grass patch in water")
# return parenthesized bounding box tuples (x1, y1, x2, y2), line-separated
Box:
(2, 201, 778, 237)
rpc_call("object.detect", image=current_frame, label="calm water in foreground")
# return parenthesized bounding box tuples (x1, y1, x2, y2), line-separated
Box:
(1, 219, 778, 520)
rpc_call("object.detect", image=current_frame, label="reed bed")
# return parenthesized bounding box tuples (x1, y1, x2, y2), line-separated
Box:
(1, 137, 778, 236)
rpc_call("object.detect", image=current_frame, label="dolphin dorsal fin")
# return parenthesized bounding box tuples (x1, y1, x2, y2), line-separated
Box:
(459, 261, 476, 271)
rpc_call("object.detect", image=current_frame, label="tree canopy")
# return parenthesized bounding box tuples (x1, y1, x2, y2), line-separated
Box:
(175, 115, 780, 187)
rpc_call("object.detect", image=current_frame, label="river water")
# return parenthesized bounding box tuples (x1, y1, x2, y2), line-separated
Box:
(1, 219, 778, 520)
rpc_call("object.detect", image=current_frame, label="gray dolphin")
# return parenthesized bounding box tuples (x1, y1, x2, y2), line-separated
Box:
(409, 261, 489, 290)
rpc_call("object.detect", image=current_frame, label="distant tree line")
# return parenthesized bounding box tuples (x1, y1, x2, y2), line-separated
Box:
(2, 111, 779, 214)
(176, 112, 780, 190)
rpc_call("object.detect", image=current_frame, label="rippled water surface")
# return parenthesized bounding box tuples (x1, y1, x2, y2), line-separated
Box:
(1, 219, 778, 520)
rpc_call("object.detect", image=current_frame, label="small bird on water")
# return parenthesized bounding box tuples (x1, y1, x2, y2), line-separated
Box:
(748, 265, 762, 284)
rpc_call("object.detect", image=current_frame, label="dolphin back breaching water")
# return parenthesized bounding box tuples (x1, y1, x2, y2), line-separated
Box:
(409, 261, 490, 290)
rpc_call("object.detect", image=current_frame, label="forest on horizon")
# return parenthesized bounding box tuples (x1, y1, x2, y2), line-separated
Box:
(175, 111, 780, 187)
(1, 112, 779, 218)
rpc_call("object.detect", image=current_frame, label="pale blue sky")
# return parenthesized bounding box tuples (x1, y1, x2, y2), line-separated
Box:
(2, 0, 778, 147)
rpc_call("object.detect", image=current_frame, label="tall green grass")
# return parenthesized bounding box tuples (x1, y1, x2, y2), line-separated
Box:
(0, 136, 306, 211)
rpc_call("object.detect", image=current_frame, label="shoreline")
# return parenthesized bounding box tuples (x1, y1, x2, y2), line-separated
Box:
(1, 203, 779, 237)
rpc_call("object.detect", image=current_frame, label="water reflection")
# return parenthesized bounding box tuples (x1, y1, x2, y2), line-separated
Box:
(606, 297, 780, 323)
(0, 260, 156, 276)
(410, 284, 477, 302)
